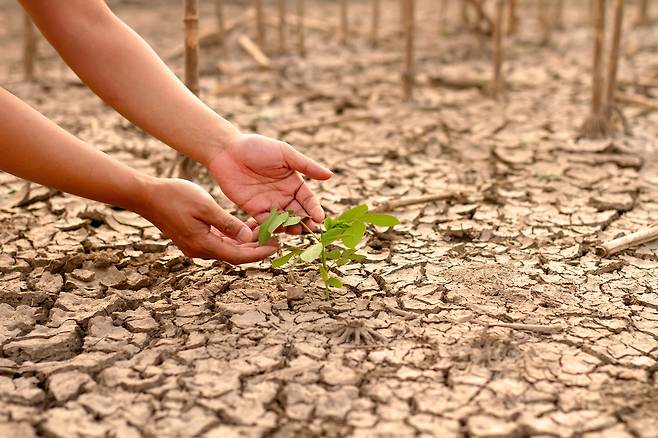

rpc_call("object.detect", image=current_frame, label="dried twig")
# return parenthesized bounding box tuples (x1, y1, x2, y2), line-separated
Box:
(297, 0, 305, 56)
(372, 191, 468, 213)
(636, 0, 650, 26)
(255, 0, 265, 48)
(215, 0, 226, 53)
(23, 11, 37, 81)
(491, 0, 506, 99)
(603, 0, 624, 119)
(595, 223, 658, 257)
(238, 35, 271, 68)
(615, 92, 658, 112)
(486, 322, 564, 334)
(278, 0, 287, 54)
(339, 0, 349, 44)
(279, 114, 376, 135)
(402, 0, 415, 101)
(370, 0, 380, 47)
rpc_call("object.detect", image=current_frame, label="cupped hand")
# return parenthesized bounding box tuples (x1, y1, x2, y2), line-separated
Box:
(207, 134, 332, 231)
(137, 178, 277, 264)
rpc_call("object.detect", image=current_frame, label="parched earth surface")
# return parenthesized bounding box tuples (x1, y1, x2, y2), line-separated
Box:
(1, 1, 658, 437)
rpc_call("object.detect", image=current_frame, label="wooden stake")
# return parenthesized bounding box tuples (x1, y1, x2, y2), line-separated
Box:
(215, 0, 226, 52)
(604, 0, 624, 119)
(580, 0, 608, 138)
(340, 0, 349, 44)
(255, 0, 266, 48)
(491, 0, 506, 99)
(184, 0, 200, 96)
(371, 0, 380, 47)
(23, 11, 37, 81)
(297, 0, 306, 57)
(637, 0, 649, 25)
(402, 0, 415, 101)
(278, 0, 287, 54)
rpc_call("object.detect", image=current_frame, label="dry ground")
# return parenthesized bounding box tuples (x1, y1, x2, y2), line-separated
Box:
(1, 0, 658, 437)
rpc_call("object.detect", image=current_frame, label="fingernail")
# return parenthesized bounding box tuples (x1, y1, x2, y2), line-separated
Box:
(237, 227, 252, 243)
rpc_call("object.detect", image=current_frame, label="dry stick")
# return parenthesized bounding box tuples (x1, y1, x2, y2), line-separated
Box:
(507, 0, 518, 34)
(637, 0, 649, 25)
(370, 0, 380, 47)
(371, 191, 468, 212)
(177, 0, 200, 179)
(491, 0, 506, 99)
(439, 0, 449, 33)
(485, 322, 565, 334)
(538, 0, 551, 45)
(402, 0, 415, 101)
(553, 0, 565, 29)
(23, 11, 36, 81)
(255, 0, 266, 48)
(615, 92, 658, 111)
(580, 0, 608, 138)
(603, 0, 624, 120)
(297, 0, 306, 57)
(340, 0, 349, 44)
(278, 0, 287, 54)
(595, 223, 658, 257)
(215, 0, 226, 53)
(238, 35, 271, 68)
(461, 0, 470, 29)
(279, 114, 376, 135)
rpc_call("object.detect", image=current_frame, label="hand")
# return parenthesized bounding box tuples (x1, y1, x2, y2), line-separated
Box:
(138, 178, 278, 264)
(207, 134, 332, 231)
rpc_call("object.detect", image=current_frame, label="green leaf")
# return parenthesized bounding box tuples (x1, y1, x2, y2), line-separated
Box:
(258, 208, 279, 246)
(272, 250, 299, 268)
(324, 217, 338, 230)
(325, 277, 343, 288)
(338, 204, 368, 223)
(267, 211, 290, 233)
(362, 213, 400, 227)
(325, 249, 342, 260)
(299, 242, 323, 262)
(321, 228, 344, 245)
(282, 215, 302, 227)
(341, 221, 366, 248)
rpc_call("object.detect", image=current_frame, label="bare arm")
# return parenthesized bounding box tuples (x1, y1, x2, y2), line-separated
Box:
(0, 88, 276, 264)
(19, 0, 236, 167)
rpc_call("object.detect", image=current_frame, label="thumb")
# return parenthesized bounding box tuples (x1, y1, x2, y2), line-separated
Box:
(199, 203, 253, 243)
(282, 143, 333, 180)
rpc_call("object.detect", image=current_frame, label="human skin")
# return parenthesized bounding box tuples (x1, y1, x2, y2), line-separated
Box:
(2, 1, 333, 263)
(19, 0, 332, 227)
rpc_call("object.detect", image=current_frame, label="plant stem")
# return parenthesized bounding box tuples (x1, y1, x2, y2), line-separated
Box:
(299, 220, 330, 297)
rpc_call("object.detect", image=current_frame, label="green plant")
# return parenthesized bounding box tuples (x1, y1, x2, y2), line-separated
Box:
(258, 205, 399, 297)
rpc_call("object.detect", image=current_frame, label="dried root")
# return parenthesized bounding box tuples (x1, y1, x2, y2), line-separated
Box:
(321, 319, 386, 346)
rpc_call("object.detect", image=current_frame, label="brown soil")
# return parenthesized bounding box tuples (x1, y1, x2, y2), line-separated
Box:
(1, 1, 658, 437)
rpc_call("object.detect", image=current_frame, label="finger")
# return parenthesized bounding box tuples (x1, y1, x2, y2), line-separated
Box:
(282, 143, 333, 180)
(200, 203, 253, 243)
(294, 183, 325, 223)
(203, 234, 278, 265)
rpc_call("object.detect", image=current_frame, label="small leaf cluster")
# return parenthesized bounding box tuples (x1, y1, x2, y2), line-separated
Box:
(258, 205, 399, 296)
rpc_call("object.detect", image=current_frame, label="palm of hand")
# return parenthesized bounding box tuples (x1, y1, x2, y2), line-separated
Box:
(208, 134, 331, 224)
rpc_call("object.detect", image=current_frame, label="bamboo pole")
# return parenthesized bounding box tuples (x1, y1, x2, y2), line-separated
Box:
(215, 0, 226, 52)
(255, 0, 266, 48)
(371, 0, 380, 46)
(491, 0, 506, 99)
(595, 223, 658, 257)
(604, 0, 624, 119)
(297, 0, 306, 56)
(637, 0, 649, 25)
(184, 0, 200, 96)
(23, 11, 37, 81)
(506, 0, 517, 34)
(580, 0, 608, 138)
(340, 0, 349, 44)
(278, 0, 287, 54)
(402, 0, 415, 101)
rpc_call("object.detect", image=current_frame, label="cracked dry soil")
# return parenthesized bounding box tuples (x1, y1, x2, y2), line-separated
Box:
(1, 1, 658, 437)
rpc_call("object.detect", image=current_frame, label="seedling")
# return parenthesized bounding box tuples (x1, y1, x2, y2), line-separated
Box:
(258, 205, 399, 297)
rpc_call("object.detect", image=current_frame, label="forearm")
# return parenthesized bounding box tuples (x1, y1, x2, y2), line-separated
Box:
(20, 0, 239, 167)
(0, 88, 150, 213)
